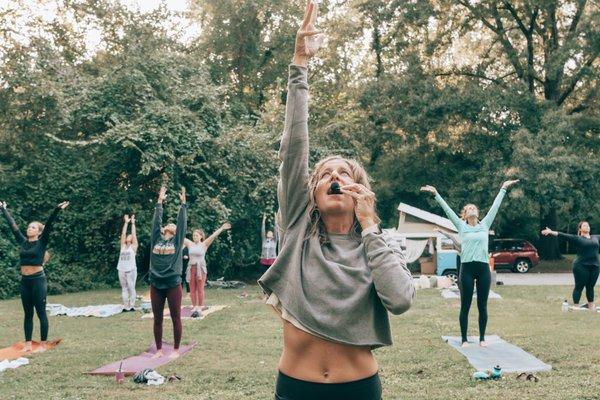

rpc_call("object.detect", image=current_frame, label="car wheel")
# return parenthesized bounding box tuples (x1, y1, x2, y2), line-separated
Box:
(513, 259, 531, 273)
(442, 270, 458, 284)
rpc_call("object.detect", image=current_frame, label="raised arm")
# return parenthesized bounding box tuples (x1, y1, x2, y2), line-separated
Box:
(204, 223, 231, 249)
(482, 180, 518, 228)
(278, 65, 310, 230)
(558, 232, 581, 241)
(274, 212, 279, 243)
(120, 215, 130, 247)
(39, 202, 68, 245)
(434, 195, 463, 230)
(481, 189, 507, 228)
(1, 203, 26, 245)
(130, 215, 138, 252)
(420, 186, 462, 230)
(261, 214, 266, 240)
(174, 187, 188, 249)
(151, 187, 167, 247)
(542, 227, 580, 242)
(278, 2, 324, 230)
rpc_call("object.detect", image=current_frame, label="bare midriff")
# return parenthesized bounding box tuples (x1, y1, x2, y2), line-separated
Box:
(21, 265, 44, 276)
(278, 320, 378, 383)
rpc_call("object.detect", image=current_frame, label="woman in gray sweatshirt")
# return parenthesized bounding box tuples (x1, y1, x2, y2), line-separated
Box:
(258, 3, 415, 399)
(149, 186, 187, 359)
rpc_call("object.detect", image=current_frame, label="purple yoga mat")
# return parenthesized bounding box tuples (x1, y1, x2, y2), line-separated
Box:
(86, 342, 196, 376)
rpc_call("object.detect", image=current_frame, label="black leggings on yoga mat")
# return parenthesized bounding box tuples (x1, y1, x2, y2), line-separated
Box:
(21, 271, 49, 342)
(459, 261, 491, 343)
(275, 371, 382, 400)
(573, 264, 599, 304)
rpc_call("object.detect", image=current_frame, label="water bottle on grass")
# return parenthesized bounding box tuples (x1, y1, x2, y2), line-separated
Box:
(490, 365, 502, 380)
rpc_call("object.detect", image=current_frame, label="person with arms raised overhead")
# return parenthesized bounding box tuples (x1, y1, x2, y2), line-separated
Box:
(258, 3, 415, 399)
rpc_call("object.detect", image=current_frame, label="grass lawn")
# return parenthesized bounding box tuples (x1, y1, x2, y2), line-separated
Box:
(1, 283, 599, 400)
(534, 255, 576, 273)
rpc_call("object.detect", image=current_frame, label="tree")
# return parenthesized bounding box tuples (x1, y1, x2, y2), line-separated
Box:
(356, 0, 599, 258)
(0, 0, 279, 298)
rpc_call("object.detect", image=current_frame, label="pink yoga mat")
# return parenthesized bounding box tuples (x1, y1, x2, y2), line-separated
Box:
(86, 342, 196, 376)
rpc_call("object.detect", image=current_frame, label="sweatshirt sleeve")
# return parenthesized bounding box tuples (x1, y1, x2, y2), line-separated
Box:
(558, 232, 582, 243)
(277, 65, 310, 231)
(151, 204, 163, 247)
(434, 193, 463, 231)
(363, 230, 415, 315)
(481, 188, 507, 228)
(2, 207, 26, 245)
(174, 204, 188, 250)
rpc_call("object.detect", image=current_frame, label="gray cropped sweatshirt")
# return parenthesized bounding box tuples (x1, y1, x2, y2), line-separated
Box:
(258, 65, 415, 348)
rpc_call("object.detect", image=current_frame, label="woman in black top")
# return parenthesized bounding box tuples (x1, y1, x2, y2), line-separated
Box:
(542, 221, 600, 311)
(1, 200, 69, 351)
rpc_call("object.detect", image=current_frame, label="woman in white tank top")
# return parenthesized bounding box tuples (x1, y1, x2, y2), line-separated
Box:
(184, 222, 231, 317)
(117, 215, 138, 311)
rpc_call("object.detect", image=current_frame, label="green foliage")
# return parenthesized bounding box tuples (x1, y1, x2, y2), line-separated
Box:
(0, 1, 278, 299)
(0, 0, 597, 298)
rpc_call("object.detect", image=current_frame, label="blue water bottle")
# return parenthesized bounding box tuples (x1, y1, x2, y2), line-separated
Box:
(490, 365, 502, 380)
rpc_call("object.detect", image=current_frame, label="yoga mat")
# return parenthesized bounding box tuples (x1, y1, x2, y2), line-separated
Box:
(0, 357, 29, 372)
(442, 335, 552, 373)
(47, 303, 125, 318)
(141, 305, 228, 320)
(0, 339, 62, 361)
(568, 305, 600, 312)
(441, 288, 502, 299)
(87, 342, 196, 376)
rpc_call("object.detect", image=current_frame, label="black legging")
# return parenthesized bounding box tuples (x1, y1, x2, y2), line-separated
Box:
(459, 261, 491, 343)
(275, 371, 382, 400)
(21, 271, 49, 342)
(573, 264, 600, 304)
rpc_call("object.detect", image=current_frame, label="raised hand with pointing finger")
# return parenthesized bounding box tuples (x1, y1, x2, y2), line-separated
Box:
(293, 1, 325, 67)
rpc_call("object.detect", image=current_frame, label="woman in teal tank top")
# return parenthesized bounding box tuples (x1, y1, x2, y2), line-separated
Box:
(421, 180, 519, 347)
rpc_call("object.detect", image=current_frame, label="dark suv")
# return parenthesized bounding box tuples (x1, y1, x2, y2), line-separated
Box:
(490, 239, 540, 273)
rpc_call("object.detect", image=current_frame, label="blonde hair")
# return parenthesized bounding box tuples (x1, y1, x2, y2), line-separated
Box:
(163, 223, 176, 236)
(307, 155, 379, 241)
(460, 204, 479, 221)
(31, 221, 45, 237)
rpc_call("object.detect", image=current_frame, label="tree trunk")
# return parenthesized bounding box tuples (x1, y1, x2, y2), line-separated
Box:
(538, 207, 562, 260)
(372, 26, 383, 79)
